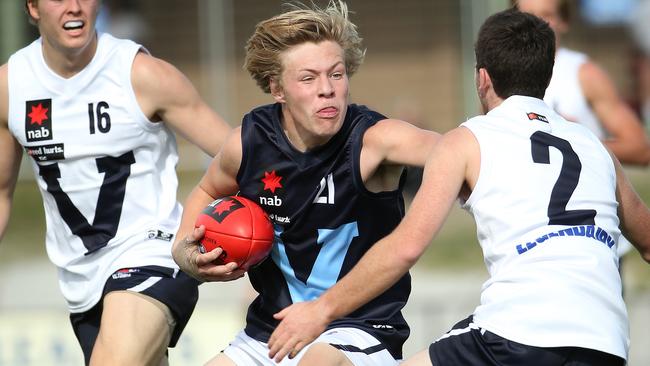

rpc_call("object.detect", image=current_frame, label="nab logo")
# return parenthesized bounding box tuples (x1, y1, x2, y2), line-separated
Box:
(260, 195, 283, 206)
(25, 99, 53, 142)
(203, 197, 244, 223)
(260, 170, 284, 207)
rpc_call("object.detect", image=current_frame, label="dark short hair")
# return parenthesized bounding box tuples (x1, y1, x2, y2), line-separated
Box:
(475, 8, 555, 99)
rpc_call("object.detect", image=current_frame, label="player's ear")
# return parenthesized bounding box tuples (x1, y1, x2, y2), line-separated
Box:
(476, 68, 491, 99)
(270, 78, 285, 103)
(26, 0, 40, 22)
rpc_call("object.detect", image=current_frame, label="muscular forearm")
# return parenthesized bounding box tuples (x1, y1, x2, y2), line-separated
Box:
(622, 198, 650, 263)
(172, 185, 216, 273)
(317, 232, 418, 322)
(177, 185, 216, 240)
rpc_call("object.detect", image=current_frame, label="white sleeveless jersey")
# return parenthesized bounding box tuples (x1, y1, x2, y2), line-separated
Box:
(461, 96, 628, 359)
(8, 33, 182, 313)
(544, 48, 604, 138)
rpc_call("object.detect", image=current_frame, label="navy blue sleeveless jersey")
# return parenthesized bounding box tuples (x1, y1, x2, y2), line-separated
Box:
(236, 103, 411, 359)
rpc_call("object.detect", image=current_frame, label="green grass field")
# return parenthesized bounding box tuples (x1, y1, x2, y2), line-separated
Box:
(2, 167, 649, 291)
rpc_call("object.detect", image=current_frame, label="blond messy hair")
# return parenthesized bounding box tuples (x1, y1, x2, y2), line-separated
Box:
(244, 0, 365, 93)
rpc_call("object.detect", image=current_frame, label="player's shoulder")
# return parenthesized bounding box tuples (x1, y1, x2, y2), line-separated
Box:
(362, 117, 405, 143)
(132, 51, 169, 78)
(130, 50, 189, 101)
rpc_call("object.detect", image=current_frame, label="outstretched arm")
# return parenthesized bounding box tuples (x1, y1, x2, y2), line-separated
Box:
(581, 61, 650, 166)
(267, 127, 476, 362)
(131, 51, 231, 157)
(612, 153, 650, 262)
(172, 127, 245, 281)
(0, 64, 23, 242)
(362, 118, 440, 167)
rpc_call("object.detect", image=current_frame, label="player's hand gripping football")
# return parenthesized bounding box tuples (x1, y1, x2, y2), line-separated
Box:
(267, 299, 332, 362)
(180, 225, 246, 282)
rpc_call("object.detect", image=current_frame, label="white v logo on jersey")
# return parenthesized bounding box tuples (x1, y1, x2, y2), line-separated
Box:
(314, 173, 335, 204)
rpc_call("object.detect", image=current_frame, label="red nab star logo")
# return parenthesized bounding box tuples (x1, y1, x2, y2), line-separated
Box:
(213, 199, 236, 215)
(262, 170, 283, 193)
(28, 103, 49, 125)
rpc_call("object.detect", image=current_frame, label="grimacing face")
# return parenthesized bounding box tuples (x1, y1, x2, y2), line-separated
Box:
(271, 40, 350, 151)
(27, 0, 100, 56)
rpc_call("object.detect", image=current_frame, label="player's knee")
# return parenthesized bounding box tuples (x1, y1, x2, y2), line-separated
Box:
(298, 343, 352, 366)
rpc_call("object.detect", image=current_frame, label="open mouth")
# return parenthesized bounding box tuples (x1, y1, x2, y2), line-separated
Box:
(63, 20, 84, 31)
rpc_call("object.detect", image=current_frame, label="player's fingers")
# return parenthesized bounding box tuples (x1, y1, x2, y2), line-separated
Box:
(268, 323, 289, 356)
(195, 248, 222, 265)
(273, 305, 291, 320)
(267, 332, 288, 361)
(204, 262, 244, 281)
(268, 322, 282, 348)
(224, 268, 246, 279)
(191, 225, 206, 240)
(273, 339, 297, 363)
(288, 341, 306, 359)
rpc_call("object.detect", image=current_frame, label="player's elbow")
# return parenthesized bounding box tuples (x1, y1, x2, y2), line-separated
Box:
(636, 144, 650, 166)
(633, 148, 650, 166)
(618, 148, 650, 166)
(398, 241, 428, 268)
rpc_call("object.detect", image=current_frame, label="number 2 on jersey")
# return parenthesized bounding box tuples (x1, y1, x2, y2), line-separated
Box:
(530, 131, 596, 225)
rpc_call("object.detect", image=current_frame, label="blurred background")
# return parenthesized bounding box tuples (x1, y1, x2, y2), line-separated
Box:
(1, 0, 649, 364)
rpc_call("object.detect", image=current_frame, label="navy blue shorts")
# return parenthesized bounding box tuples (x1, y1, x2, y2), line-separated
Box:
(428, 316, 625, 366)
(69, 266, 199, 365)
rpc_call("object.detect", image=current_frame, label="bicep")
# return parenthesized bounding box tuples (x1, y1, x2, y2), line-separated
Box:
(397, 128, 472, 258)
(200, 127, 243, 198)
(369, 119, 440, 167)
(132, 54, 231, 156)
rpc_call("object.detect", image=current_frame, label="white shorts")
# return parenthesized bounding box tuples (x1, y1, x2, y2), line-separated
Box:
(222, 327, 399, 366)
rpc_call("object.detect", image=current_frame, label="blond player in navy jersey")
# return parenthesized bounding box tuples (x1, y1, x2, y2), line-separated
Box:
(267, 9, 650, 366)
(0, 0, 231, 365)
(172, 1, 439, 365)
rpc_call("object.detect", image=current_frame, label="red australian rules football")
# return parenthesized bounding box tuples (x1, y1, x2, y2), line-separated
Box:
(195, 196, 274, 270)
